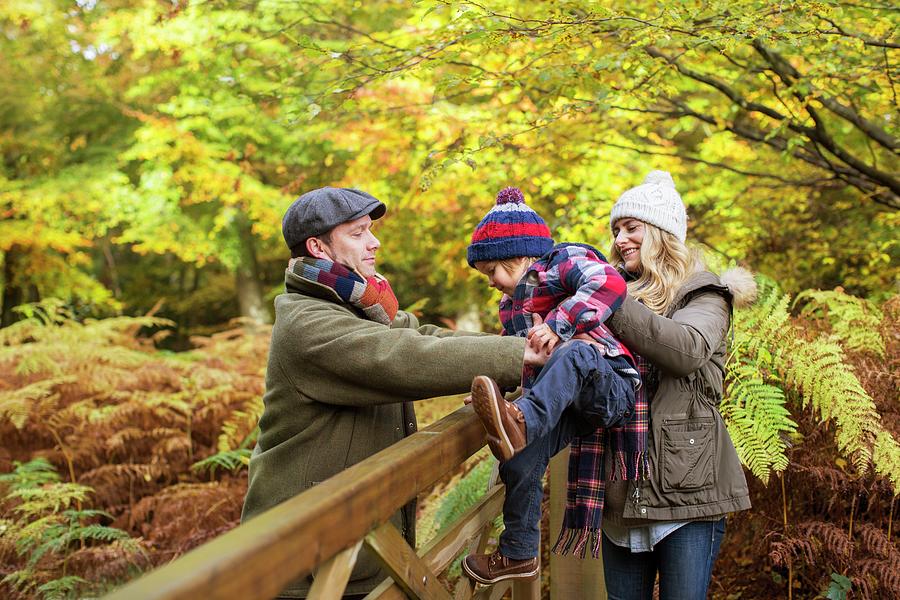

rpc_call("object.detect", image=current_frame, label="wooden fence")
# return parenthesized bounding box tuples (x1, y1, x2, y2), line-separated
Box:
(105, 405, 605, 600)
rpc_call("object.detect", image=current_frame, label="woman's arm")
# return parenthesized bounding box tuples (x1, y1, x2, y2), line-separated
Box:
(606, 291, 730, 378)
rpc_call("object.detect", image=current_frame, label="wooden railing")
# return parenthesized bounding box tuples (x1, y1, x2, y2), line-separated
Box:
(105, 405, 548, 600)
(106, 402, 607, 599)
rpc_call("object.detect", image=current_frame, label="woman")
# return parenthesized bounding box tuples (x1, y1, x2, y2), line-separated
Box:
(600, 170, 755, 599)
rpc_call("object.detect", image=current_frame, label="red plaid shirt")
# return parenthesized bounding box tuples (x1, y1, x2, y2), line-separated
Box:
(497, 243, 637, 388)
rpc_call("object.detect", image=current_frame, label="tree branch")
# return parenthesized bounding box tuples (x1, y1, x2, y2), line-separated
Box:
(752, 40, 899, 153)
(813, 14, 900, 49)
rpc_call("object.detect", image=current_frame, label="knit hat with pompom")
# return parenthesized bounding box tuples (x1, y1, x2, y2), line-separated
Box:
(467, 187, 554, 267)
(610, 170, 687, 242)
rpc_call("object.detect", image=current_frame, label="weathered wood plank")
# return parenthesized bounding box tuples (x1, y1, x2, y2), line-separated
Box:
(511, 575, 540, 600)
(422, 483, 505, 572)
(105, 407, 486, 600)
(368, 483, 505, 600)
(365, 522, 452, 600)
(363, 579, 408, 600)
(308, 540, 363, 600)
(548, 449, 605, 599)
(471, 581, 512, 600)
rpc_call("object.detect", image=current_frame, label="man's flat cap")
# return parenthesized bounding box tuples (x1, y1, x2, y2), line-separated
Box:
(282, 187, 386, 256)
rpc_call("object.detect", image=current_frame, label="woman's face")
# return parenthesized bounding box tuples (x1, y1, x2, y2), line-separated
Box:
(613, 218, 645, 273)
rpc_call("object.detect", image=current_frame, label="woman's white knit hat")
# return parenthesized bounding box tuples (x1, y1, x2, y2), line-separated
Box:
(610, 170, 687, 242)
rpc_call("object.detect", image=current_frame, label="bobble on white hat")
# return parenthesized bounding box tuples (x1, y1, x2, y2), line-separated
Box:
(610, 170, 687, 242)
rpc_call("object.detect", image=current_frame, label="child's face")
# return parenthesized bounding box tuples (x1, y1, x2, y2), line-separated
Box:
(475, 259, 528, 297)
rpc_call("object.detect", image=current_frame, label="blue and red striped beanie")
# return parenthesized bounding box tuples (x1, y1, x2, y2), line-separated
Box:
(467, 187, 554, 267)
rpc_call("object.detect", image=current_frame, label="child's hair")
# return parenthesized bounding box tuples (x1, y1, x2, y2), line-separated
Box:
(497, 256, 539, 275)
(609, 222, 704, 314)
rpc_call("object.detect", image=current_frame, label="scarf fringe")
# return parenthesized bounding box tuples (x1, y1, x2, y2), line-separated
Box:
(551, 527, 602, 559)
(608, 450, 651, 482)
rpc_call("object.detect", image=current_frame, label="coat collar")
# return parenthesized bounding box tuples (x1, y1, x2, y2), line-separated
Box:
(284, 266, 344, 304)
(666, 271, 731, 317)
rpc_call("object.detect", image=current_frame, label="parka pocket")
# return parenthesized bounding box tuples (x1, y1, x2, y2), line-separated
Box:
(660, 417, 716, 492)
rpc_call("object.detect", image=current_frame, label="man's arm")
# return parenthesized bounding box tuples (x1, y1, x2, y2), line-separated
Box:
(280, 302, 525, 405)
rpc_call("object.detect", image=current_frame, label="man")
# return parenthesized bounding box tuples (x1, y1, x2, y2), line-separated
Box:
(241, 187, 533, 599)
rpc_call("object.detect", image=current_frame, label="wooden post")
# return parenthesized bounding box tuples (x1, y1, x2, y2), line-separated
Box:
(548, 448, 606, 599)
(365, 522, 452, 600)
(308, 541, 363, 600)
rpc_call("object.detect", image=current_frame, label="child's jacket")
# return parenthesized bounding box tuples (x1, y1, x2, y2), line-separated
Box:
(498, 242, 639, 388)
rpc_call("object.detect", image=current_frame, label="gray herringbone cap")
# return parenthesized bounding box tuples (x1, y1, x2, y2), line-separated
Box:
(282, 187, 386, 256)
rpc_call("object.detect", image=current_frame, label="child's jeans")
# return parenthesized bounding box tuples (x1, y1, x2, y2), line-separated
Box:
(498, 341, 636, 560)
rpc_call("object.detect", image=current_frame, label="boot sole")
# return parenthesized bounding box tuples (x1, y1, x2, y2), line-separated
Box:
(471, 376, 514, 462)
(461, 556, 540, 584)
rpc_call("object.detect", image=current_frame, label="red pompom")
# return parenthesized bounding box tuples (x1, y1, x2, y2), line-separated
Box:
(496, 187, 525, 205)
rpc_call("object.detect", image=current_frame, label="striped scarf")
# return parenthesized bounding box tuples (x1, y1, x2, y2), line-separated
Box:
(551, 353, 652, 558)
(288, 257, 399, 325)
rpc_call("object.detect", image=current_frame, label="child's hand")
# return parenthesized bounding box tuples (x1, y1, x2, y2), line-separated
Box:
(527, 314, 560, 353)
(463, 394, 473, 405)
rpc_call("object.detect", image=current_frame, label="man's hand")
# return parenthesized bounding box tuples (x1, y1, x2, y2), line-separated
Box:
(527, 313, 560, 354)
(524, 343, 551, 366)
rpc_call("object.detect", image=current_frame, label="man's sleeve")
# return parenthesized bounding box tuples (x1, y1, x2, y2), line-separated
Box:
(284, 304, 525, 404)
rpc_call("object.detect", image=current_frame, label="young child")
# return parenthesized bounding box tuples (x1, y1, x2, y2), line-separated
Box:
(462, 187, 647, 584)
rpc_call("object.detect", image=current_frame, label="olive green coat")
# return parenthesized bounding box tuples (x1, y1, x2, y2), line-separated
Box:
(240, 268, 525, 598)
(604, 271, 752, 523)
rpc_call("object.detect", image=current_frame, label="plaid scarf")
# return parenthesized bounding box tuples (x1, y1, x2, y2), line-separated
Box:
(551, 353, 652, 558)
(288, 257, 399, 325)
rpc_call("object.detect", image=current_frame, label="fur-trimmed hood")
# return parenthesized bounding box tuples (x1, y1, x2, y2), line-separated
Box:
(671, 267, 758, 315)
(720, 267, 757, 309)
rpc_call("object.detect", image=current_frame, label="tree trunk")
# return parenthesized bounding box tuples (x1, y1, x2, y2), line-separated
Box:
(1, 245, 26, 327)
(234, 216, 269, 324)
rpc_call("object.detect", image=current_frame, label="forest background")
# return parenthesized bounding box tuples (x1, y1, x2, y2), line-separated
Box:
(0, 1, 897, 599)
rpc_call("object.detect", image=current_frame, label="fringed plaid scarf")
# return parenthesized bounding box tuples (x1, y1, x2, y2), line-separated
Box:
(288, 257, 399, 325)
(551, 354, 652, 558)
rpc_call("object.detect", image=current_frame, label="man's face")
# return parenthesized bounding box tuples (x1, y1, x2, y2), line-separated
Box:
(318, 215, 381, 278)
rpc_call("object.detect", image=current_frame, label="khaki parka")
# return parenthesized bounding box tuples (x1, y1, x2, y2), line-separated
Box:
(241, 268, 525, 598)
(604, 270, 753, 523)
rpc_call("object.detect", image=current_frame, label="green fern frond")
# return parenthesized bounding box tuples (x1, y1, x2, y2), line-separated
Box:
(191, 448, 252, 475)
(794, 289, 885, 358)
(36, 523, 130, 562)
(734, 282, 792, 364)
(1, 567, 40, 596)
(36, 575, 88, 600)
(0, 458, 61, 491)
(785, 336, 880, 473)
(729, 280, 891, 487)
(872, 431, 900, 495)
(217, 404, 263, 452)
(723, 361, 796, 484)
(9, 483, 93, 517)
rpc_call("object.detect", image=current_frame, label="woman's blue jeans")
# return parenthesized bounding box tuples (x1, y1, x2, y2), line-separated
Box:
(602, 518, 727, 600)
(497, 342, 635, 560)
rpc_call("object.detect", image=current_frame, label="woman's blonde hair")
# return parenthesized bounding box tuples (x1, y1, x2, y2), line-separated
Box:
(609, 222, 704, 314)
